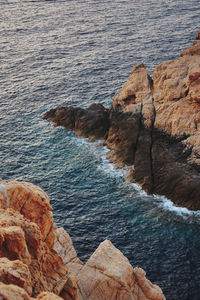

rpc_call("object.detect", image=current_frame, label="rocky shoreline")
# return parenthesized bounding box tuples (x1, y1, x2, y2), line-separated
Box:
(0, 179, 165, 299)
(43, 29, 200, 210)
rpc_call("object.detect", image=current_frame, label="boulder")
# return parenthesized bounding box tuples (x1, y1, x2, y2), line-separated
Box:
(76, 240, 165, 300)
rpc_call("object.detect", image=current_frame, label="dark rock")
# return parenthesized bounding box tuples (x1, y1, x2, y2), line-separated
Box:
(43, 104, 109, 141)
(43, 30, 200, 210)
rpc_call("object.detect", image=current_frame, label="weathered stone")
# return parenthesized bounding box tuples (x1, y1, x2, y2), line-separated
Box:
(196, 29, 200, 40)
(0, 181, 165, 299)
(0, 282, 31, 300)
(0, 208, 69, 297)
(76, 240, 165, 300)
(0, 257, 32, 295)
(36, 292, 64, 300)
(0, 282, 64, 300)
(0, 180, 54, 245)
(43, 103, 109, 141)
(180, 40, 200, 56)
(43, 29, 200, 209)
(54, 227, 82, 266)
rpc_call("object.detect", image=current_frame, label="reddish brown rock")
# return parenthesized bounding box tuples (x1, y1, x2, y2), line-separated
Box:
(43, 29, 200, 209)
(0, 180, 54, 246)
(180, 40, 200, 56)
(196, 29, 200, 40)
(0, 282, 31, 300)
(0, 208, 69, 297)
(36, 292, 63, 300)
(54, 227, 166, 300)
(0, 257, 32, 295)
(0, 180, 165, 299)
(0, 282, 64, 300)
(75, 240, 165, 300)
(53, 227, 82, 266)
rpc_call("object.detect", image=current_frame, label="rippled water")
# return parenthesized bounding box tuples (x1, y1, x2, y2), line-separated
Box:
(1, 1, 200, 299)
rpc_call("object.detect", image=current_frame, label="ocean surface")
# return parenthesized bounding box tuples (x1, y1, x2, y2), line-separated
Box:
(1, 1, 200, 299)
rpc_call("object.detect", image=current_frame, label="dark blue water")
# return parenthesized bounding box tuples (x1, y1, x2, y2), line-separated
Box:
(1, 1, 200, 299)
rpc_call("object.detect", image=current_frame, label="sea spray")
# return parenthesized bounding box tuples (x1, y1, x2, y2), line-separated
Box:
(0, 182, 9, 208)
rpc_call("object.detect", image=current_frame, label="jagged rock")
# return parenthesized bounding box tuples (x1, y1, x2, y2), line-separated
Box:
(43, 103, 109, 141)
(0, 282, 31, 300)
(196, 29, 200, 40)
(0, 282, 64, 300)
(0, 180, 54, 246)
(53, 227, 82, 266)
(43, 29, 200, 209)
(0, 257, 32, 295)
(0, 180, 165, 299)
(75, 240, 165, 300)
(0, 180, 79, 299)
(180, 40, 200, 56)
(0, 208, 69, 297)
(54, 228, 165, 300)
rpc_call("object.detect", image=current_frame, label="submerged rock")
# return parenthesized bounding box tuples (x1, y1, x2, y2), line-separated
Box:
(0, 180, 165, 300)
(43, 28, 200, 210)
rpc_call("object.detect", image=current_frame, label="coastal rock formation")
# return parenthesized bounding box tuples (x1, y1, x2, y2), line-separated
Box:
(196, 29, 200, 40)
(0, 180, 77, 299)
(76, 240, 165, 300)
(44, 103, 109, 142)
(0, 179, 54, 247)
(55, 235, 165, 300)
(0, 282, 63, 300)
(0, 180, 165, 299)
(0, 208, 71, 297)
(43, 29, 200, 210)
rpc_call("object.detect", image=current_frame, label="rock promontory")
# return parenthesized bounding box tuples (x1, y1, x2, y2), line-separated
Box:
(43, 29, 200, 210)
(0, 179, 165, 300)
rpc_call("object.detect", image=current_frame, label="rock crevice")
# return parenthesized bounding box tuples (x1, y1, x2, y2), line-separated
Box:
(43, 29, 200, 210)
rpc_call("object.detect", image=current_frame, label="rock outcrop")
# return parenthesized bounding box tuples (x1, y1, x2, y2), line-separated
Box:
(0, 180, 78, 299)
(0, 179, 165, 299)
(44, 103, 109, 142)
(43, 29, 200, 210)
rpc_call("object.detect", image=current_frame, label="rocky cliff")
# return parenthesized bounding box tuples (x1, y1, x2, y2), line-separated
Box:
(43, 29, 200, 210)
(0, 179, 165, 300)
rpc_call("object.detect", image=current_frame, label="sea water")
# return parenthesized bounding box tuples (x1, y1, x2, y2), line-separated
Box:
(1, 1, 200, 299)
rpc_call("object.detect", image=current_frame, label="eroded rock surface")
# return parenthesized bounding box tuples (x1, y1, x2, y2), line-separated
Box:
(0, 282, 64, 300)
(0, 180, 165, 299)
(0, 180, 79, 299)
(55, 234, 165, 300)
(76, 240, 165, 300)
(43, 29, 200, 210)
(43, 103, 109, 142)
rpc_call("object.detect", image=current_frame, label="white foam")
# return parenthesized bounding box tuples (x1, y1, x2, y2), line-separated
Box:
(0, 182, 9, 208)
(66, 135, 200, 221)
(153, 194, 200, 219)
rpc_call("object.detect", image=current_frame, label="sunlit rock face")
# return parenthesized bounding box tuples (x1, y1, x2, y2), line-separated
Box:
(0, 180, 165, 300)
(43, 29, 200, 210)
(0, 282, 64, 300)
(0, 180, 77, 299)
(55, 237, 166, 300)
